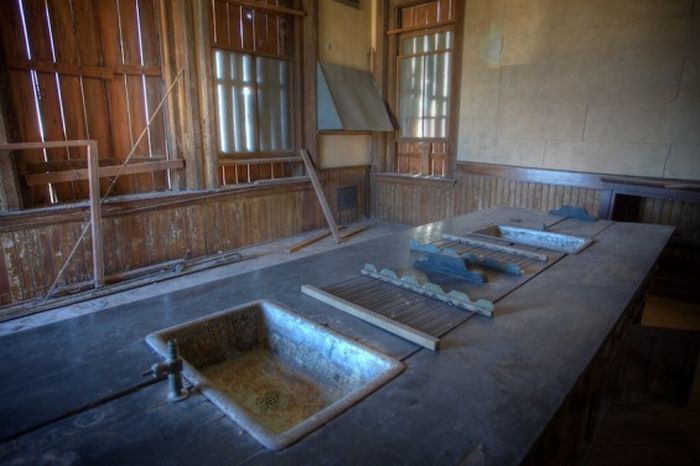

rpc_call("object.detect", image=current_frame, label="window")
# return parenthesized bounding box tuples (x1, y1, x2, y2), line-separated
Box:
(388, 0, 457, 177)
(209, 0, 298, 185)
(0, 0, 173, 207)
(214, 51, 291, 153)
(398, 30, 453, 139)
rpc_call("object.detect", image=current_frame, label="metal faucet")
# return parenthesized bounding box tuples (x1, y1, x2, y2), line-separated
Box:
(144, 338, 189, 402)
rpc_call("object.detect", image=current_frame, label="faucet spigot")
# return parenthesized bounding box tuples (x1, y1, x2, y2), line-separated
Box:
(145, 338, 189, 403)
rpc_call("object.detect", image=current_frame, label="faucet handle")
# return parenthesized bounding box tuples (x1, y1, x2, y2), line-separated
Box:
(144, 339, 189, 402)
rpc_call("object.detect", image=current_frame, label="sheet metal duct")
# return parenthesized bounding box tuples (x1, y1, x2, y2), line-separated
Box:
(317, 62, 394, 132)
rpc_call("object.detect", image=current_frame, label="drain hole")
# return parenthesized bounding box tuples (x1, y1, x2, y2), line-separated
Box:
(255, 390, 281, 411)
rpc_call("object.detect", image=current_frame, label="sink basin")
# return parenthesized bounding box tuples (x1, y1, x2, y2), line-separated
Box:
(472, 224, 593, 254)
(145, 300, 404, 450)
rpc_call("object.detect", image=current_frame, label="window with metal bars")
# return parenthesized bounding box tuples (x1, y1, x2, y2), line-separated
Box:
(209, 0, 297, 185)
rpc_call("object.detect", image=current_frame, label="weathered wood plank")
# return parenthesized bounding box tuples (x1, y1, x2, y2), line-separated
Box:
(24, 159, 185, 186)
(301, 284, 440, 350)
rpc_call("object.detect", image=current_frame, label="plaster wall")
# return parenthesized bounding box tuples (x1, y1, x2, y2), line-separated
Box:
(317, 0, 373, 168)
(456, 0, 700, 179)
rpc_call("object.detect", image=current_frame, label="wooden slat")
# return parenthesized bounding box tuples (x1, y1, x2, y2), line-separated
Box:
(139, 0, 168, 191)
(87, 142, 104, 287)
(25, 0, 74, 203)
(0, 141, 93, 150)
(21, 156, 163, 174)
(96, 0, 133, 195)
(0, 4, 45, 204)
(24, 160, 185, 186)
(120, 0, 153, 193)
(301, 284, 440, 351)
(72, 0, 112, 196)
(48, 0, 88, 199)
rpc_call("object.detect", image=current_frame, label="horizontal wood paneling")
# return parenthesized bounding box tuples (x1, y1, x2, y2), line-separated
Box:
(372, 163, 601, 225)
(0, 166, 369, 305)
(371, 175, 454, 225)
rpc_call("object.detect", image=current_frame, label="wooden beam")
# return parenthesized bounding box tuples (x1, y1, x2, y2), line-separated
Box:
(24, 159, 185, 186)
(0, 140, 93, 150)
(7, 59, 161, 80)
(158, 0, 202, 191)
(339, 224, 367, 240)
(192, 0, 219, 189)
(287, 229, 334, 253)
(219, 156, 302, 166)
(456, 161, 605, 189)
(220, 0, 305, 17)
(300, 149, 341, 243)
(301, 284, 440, 351)
(87, 141, 105, 288)
(286, 225, 354, 253)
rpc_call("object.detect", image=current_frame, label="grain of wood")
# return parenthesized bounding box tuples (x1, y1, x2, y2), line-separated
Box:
(301, 284, 440, 350)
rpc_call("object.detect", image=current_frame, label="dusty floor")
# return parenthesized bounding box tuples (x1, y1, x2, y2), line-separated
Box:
(0, 220, 409, 337)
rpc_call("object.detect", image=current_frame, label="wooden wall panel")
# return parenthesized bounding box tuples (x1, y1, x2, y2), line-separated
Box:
(638, 198, 700, 240)
(0, 166, 369, 306)
(0, 222, 93, 303)
(371, 177, 453, 225)
(372, 163, 601, 225)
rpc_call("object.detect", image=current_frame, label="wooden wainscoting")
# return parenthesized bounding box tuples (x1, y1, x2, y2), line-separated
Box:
(371, 162, 602, 225)
(0, 166, 369, 305)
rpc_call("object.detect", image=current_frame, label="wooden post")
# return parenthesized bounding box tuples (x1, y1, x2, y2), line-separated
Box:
(419, 142, 430, 175)
(301, 0, 318, 163)
(299, 149, 342, 243)
(158, 0, 203, 190)
(192, 0, 219, 189)
(87, 141, 105, 288)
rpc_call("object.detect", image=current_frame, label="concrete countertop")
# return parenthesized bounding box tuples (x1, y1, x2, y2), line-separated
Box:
(0, 208, 674, 465)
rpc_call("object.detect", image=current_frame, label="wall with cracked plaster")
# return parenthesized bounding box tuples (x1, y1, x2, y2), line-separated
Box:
(456, 0, 700, 179)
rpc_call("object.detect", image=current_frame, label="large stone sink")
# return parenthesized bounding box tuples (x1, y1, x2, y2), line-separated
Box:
(145, 300, 404, 450)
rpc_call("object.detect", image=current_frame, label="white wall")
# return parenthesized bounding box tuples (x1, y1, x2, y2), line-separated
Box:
(317, 0, 373, 168)
(456, 0, 700, 179)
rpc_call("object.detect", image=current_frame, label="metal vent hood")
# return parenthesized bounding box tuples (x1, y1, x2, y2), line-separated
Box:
(317, 62, 394, 132)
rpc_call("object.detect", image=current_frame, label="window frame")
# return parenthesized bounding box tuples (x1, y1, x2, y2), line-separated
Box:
(207, 0, 303, 186)
(379, 0, 464, 178)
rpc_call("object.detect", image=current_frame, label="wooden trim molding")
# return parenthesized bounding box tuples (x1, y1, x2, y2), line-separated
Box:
(371, 172, 457, 187)
(0, 165, 370, 232)
(456, 162, 606, 189)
